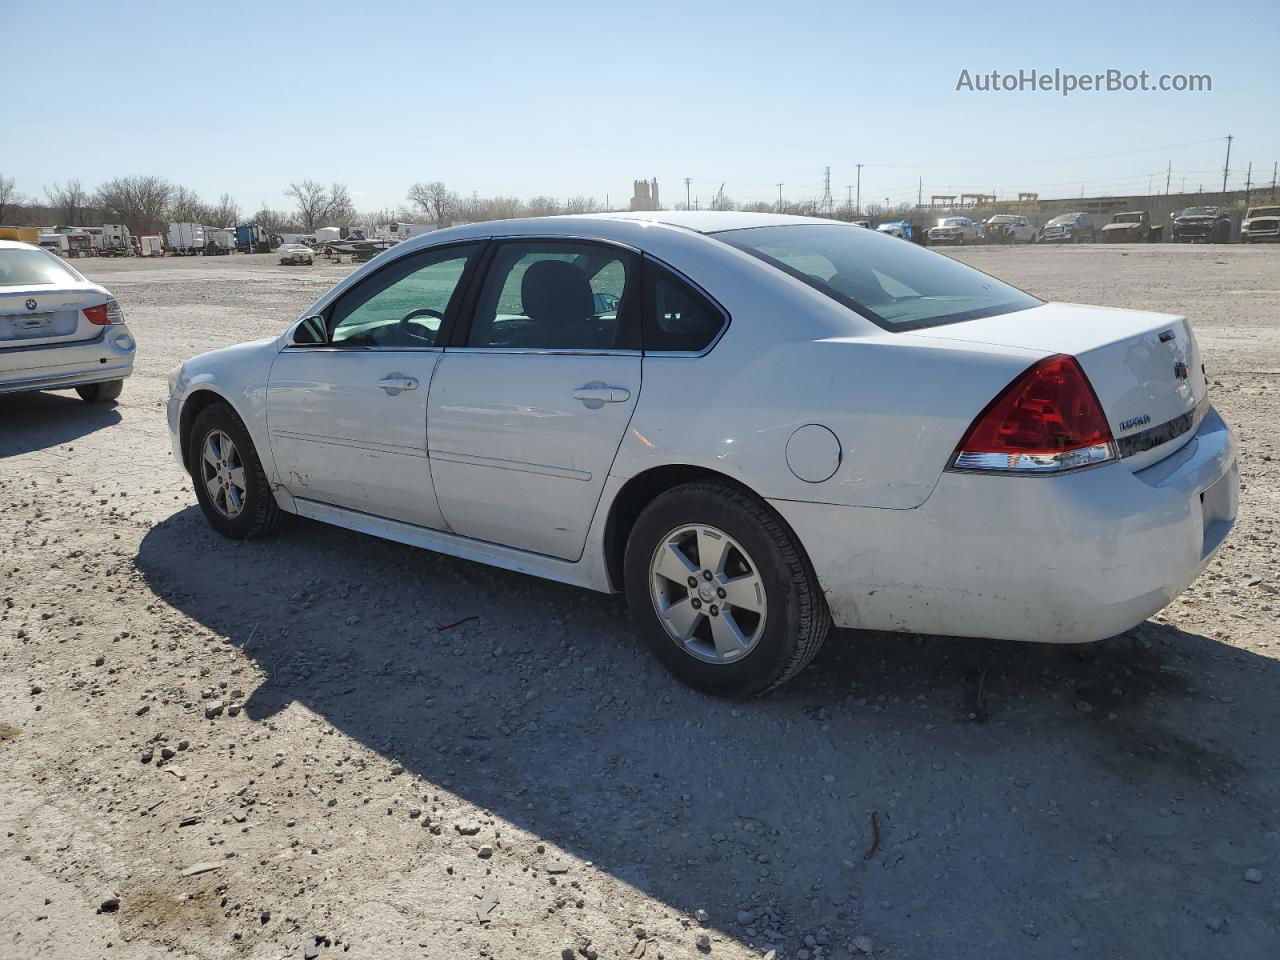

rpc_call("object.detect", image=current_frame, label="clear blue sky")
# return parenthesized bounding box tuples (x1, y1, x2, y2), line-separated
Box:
(3, 0, 1277, 214)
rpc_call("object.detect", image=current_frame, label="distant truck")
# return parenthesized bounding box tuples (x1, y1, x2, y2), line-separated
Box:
(1038, 212, 1098, 243)
(1241, 205, 1280, 243)
(235, 224, 273, 253)
(205, 227, 235, 255)
(1100, 211, 1162, 243)
(168, 222, 206, 256)
(98, 223, 133, 257)
(138, 235, 164, 257)
(1170, 206, 1231, 243)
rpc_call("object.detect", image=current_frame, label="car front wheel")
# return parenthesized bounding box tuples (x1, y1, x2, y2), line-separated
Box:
(623, 480, 831, 697)
(188, 402, 288, 539)
(76, 380, 123, 403)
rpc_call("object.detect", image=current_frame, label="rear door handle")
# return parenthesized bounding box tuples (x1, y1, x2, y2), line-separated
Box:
(573, 385, 630, 404)
(377, 375, 419, 394)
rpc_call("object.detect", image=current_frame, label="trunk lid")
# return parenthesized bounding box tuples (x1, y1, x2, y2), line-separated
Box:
(0, 284, 108, 352)
(906, 302, 1207, 470)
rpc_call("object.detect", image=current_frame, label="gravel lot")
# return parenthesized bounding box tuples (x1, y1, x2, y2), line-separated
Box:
(2, 244, 1278, 960)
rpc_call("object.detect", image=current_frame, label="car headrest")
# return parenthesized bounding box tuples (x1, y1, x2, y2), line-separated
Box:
(521, 259, 594, 327)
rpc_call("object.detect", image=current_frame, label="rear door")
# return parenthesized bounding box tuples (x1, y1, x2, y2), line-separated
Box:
(426, 239, 641, 560)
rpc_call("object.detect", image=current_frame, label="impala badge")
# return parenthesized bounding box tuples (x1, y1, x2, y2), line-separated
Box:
(25, 298, 37, 310)
(1119, 414, 1151, 432)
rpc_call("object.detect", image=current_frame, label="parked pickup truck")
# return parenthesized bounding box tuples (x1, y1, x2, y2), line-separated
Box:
(982, 214, 1035, 243)
(1100, 211, 1163, 243)
(1171, 206, 1232, 243)
(927, 216, 979, 245)
(1038, 212, 1098, 243)
(1241, 205, 1280, 243)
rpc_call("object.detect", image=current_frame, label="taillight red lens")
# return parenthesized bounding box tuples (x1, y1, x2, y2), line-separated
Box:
(952, 354, 1116, 473)
(83, 303, 110, 325)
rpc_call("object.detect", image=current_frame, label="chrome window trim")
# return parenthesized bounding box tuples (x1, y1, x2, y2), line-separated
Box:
(444, 346, 641, 358)
(282, 344, 445, 353)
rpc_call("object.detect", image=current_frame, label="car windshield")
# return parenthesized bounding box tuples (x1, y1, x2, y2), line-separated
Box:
(1113, 214, 1142, 223)
(1047, 214, 1079, 226)
(1248, 207, 1280, 218)
(988, 216, 1016, 223)
(0, 247, 77, 287)
(714, 223, 1041, 331)
(939, 218, 967, 227)
(1182, 207, 1216, 217)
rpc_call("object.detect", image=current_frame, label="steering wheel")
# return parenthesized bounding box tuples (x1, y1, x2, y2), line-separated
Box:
(398, 307, 444, 344)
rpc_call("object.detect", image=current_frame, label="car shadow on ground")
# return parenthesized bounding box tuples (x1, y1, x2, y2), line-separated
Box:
(134, 506, 1280, 958)
(0, 390, 122, 457)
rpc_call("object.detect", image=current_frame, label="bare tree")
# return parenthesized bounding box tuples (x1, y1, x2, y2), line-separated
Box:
(524, 195, 561, 218)
(206, 193, 240, 227)
(284, 180, 353, 232)
(0, 173, 23, 224)
(709, 186, 736, 211)
(166, 185, 207, 223)
(564, 196, 602, 215)
(406, 181, 458, 228)
(44, 178, 87, 226)
(95, 175, 173, 236)
(249, 206, 293, 235)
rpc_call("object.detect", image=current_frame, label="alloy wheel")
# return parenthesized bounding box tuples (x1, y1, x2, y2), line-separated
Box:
(649, 524, 768, 663)
(200, 429, 247, 519)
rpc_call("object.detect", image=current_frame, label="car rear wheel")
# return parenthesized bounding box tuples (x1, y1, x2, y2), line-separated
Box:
(189, 402, 288, 539)
(623, 480, 831, 697)
(75, 380, 123, 403)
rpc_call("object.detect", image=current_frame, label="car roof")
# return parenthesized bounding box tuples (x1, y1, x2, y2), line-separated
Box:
(0, 239, 43, 251)
(387, 211, 848, 256)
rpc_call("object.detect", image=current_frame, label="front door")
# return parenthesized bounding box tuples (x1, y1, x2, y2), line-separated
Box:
(427, 240, 641, 561)
(267, 243, 482, 529)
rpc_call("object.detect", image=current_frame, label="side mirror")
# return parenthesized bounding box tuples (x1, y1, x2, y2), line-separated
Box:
(292, 315, 327, 345)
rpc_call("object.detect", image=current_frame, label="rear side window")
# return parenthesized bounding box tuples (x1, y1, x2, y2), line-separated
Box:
(714, 223, 1040, 331)
(643, 261, 726, 353)
(0, 248, 77, 287)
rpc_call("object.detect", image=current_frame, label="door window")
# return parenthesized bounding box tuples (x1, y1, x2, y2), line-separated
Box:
(466, 241, 639, 350)
(326, 244, 480, 348)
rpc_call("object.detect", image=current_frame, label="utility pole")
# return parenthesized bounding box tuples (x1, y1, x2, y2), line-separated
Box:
(684, 177, 692, 210)
(1222, 134, 1233, 193)
(918, 177, 922, 208)
(1165, 162, 1171, 195)
(855, 164, 863, 217)
(777, 183, 784, 213)
(1148, 173, 1154, 195)
(1245, 162, 1252, 205)
(1272, 161, 1278, 201)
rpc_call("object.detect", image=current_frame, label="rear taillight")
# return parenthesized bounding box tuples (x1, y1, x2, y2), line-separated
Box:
(950, 354, 1116, 474)
(83, 299, 123, 325)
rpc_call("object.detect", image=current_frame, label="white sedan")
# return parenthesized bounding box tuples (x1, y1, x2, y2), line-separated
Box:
(0, 240, 135, 401)
(278, 243, 314, 265)
(167, 212, 1238, 696)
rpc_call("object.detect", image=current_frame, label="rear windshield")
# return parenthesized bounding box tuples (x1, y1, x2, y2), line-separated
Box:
(0, 248, 77, 287)
(713, 223, 1041, 331)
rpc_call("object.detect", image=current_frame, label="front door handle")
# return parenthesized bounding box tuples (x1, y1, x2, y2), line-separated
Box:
(377, 374, 419, 395)
(573, 385, 630, 404)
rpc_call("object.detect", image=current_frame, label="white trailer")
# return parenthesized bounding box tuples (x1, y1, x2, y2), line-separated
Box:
(314, 226, 341, 244)
(167, 222, 206, 256)
(139, 235, 164, 257)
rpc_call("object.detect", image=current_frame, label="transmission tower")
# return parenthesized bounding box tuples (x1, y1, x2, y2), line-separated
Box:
(820, 166, 833, 217)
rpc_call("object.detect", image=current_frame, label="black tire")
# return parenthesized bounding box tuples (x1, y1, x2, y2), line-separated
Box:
(188, 402, 288, 539)
(623, 480, 831, 697)
(76, 380, 123, 403)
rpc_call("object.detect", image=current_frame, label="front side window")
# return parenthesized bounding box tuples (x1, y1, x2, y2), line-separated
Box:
(0, 248, 77, 287)
(467, 241, 638, 350)
(325, 244, 480, 348)
(715, 223, 1041, 331)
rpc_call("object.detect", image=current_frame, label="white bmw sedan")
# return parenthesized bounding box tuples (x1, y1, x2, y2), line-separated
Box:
(167, 212, 1237, 696)
(1, 240, 135, 402)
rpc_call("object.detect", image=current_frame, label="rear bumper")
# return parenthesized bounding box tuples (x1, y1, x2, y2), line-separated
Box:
(0, 323, 135, 395)
(772, 406, 1238, 643)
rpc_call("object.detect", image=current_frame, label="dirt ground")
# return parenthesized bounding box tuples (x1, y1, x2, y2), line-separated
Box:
(2, 244, 1278, 960)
